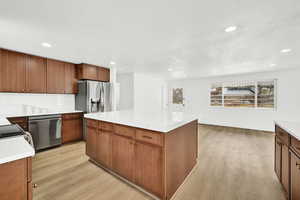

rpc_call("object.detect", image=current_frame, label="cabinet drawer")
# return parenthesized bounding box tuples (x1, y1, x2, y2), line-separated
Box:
(136, 129, 163, 146)
(99, 121, 113, 132)
(291, 136, 300, 156)
(86, 119, 98, 128)
(114, 124, 135, 138)
(63, 113, 82, 120)
(276, 126, 289, 145)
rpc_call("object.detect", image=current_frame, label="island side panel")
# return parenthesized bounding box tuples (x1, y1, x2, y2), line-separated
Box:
(164, 120, 198, 200)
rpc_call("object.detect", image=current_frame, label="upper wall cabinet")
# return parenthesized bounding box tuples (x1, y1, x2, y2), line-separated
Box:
(77, 63, 110, 82)
(26, 55, 47, 93)
(0, 49, 27, 93)
(98, 67, 110, 82)
(64, 63, 78, 94)
(77, 63, 98, 80)
(47, 59, 65, 94)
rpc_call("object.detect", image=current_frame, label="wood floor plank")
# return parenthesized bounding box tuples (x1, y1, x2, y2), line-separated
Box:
(32, 125, 286, 200)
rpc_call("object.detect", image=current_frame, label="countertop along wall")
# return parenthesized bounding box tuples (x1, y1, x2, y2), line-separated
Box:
(168, 68, 300, 132)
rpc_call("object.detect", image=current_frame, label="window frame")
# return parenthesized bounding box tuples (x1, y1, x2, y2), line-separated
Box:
(209, 79, 277, 110)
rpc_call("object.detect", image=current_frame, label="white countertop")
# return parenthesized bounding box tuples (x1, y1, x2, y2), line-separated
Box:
(0, 117, 11, 126)
(85, 110, 198, 132)
(275, 120, 300, 140)
(0, 136, 35, 164)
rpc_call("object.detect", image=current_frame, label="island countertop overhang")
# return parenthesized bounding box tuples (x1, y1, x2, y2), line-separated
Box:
(84, 110, 198, 133)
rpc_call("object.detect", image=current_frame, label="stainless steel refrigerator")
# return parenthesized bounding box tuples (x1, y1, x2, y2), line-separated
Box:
(75, 80, 112, 113)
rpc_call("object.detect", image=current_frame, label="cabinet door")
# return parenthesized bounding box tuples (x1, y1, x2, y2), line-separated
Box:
(64, 63, 78, 94)
(96, 131, 112, 168)
(97, 67, 110, 82)
(46, 59, 65, 94)
(62, 118, 83, 144)
(135, 142, 163, 197)
(291, 151, 300, 200)
(0, 50, 26, 92)
(112, 134, 135, 181)
(0, 159, 28, 200)
(26, 56, 46, 93)
(275, 137, 282, 180)
(77, 64, 98, 80)
(281, 144, 290, 195)
(86, 126, 98, 160)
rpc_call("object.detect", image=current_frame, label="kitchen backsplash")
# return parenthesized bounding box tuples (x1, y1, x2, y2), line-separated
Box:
(0, 93, 75, 110)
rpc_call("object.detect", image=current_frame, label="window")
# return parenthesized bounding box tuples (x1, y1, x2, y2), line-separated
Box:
(210, 79, 276, 109)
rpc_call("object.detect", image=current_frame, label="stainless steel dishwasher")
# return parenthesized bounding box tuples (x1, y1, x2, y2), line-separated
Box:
(29, 115, 62, 151)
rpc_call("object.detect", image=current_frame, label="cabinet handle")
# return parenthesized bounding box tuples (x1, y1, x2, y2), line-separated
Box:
(33, 183, 38, 188)
(142, 135, 153, 139)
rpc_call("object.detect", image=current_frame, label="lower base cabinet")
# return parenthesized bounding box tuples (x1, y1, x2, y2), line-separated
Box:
(62, 113, 83, 144)
(0, 158, 32, 200)
(135, 141, 163, 197)
(86, 125, 97, 161)
(291, 151, 300, 200)
(111, 134, 135, 181)
(281, 144, 289, 195)
(275, 125, 300, 200)
(96, 131, 112, 168)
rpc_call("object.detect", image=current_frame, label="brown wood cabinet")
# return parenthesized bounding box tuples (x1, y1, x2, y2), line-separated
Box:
(46, 59, 65, 94)
(64, 63, 78, 94)
(275, 137, 282, 180)
(7, 117, 28, 131)
(135, 141, 163, 197)
(0, 49, 78, 94)
(0, 50, 26, 92)
(0, 158, 32, 200)
(112, 134, 135, 180)
(62, 113, 83, 144)
(97, 67, 110, 82)
(274, 125, 300, 200)
(77, 63, 110, 82)
(26, 55, 47, 93)
(86, 121, 98, 161)
(275, 136, 289, 196)
(291, 151, 300, 200)
(85, 119, 198, 200)
(96, 131, 112, 168)
(77, 63, 98, 80)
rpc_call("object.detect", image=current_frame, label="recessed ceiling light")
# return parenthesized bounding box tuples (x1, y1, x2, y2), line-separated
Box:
(280, 48, 292, 53)
(110, 61, 116, 65)
(225, 26, 237, 33)
(168, 68, 173, 72)
(270, 63, 276, 67)
(41, 42, 52, 48)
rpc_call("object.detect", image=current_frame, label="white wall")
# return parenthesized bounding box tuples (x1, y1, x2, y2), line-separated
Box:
(117, 73, 134, 110)
(133, 73, 167, 111)
(168, 68, 300, 131)
(0, 93, 75, 110)
(117, 72, 167, 112)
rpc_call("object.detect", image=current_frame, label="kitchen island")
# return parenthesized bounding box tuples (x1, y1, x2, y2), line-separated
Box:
(84, 110, 198, 200)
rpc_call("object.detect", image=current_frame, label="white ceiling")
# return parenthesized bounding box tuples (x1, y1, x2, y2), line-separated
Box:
(0, 0, 299, 79)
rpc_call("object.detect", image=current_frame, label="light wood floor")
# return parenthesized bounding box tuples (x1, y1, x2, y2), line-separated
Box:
(32, 125, 286, 200)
